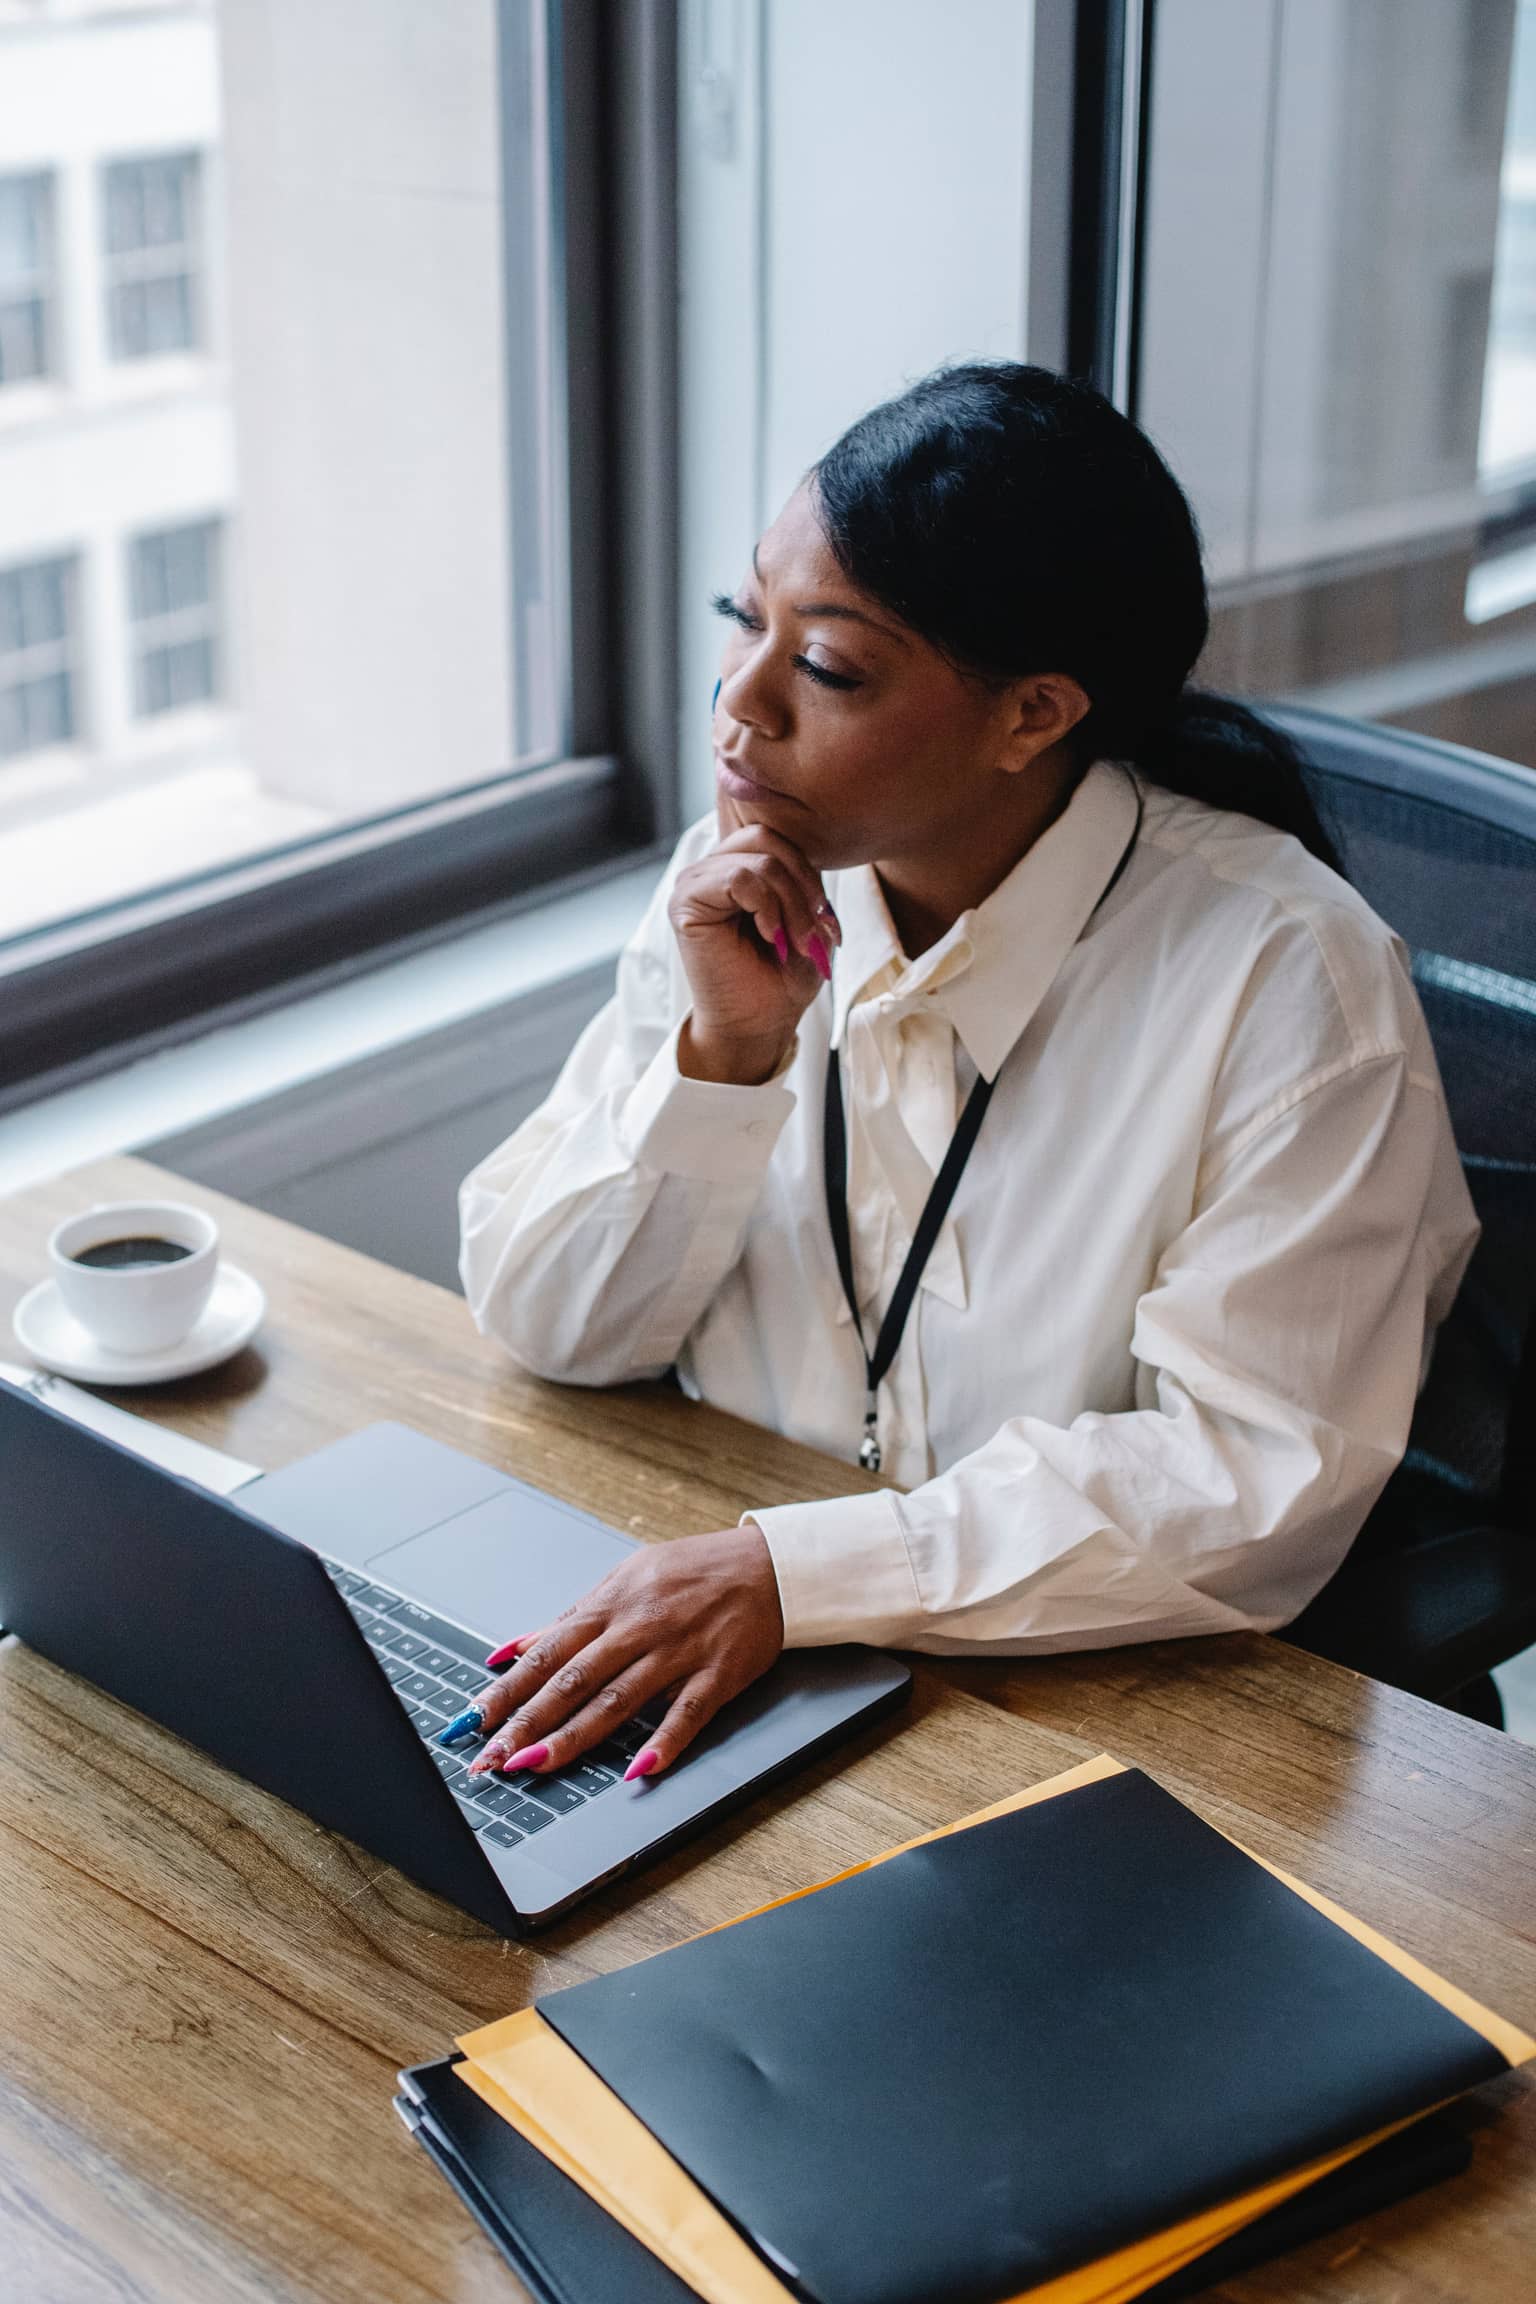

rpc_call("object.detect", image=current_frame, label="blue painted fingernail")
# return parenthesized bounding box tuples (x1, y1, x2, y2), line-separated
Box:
(438, 1707, 485, 1747)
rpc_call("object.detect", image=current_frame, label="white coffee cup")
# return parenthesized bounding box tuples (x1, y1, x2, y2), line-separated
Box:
(49, 1200, 220, 1355)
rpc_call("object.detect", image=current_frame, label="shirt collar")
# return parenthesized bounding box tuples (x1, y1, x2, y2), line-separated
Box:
(826, 760, 1142, 1081)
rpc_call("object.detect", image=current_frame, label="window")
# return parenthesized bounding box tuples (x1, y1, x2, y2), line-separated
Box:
(101, 151, 202, 361)
(1131, 0, 1536, 768)
(1, 2, 674, 1104)
(1481, 0, 1536, 483)
(128, 519, 221, 716)
(0, 172, 54, 386)
(0, 556, 78, 762)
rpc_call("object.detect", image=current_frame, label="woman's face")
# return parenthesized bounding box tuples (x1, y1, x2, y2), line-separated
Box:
(711, 484, 1079, 872)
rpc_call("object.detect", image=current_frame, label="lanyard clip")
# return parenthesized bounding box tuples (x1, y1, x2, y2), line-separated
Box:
(858, 1392, 882, 1475)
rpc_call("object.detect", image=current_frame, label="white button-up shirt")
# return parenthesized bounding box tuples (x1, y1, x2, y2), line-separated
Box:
(459, 763, 1478, 1655)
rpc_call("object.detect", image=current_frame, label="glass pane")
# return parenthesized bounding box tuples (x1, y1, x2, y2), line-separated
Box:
(1, 2, 565, 947)
(1138, 0, 1536, 769)
(1482, 0, 1536, 478)
(108, 279, 148, 361)
(0, 174, 46, 282)
(0, 297, 46, 385)
(22, 669, 72, 751)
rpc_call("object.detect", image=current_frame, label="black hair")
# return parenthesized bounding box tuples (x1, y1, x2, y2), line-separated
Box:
(811, 362, 1340, 870)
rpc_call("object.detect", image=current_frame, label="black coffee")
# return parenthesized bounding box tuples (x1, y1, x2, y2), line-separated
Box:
(70, 1236, 194, 1271)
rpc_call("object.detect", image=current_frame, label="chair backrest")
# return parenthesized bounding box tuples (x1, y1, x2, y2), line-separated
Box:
(1263, 704, 1536, 1521)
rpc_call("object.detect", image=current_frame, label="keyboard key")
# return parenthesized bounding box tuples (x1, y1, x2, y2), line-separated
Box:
(441, 1663, 487, 1697)
(564, 1763, 617, 1796)
(319, 1557, 344, 1576)
(451, 1795, 492, 1831)
(362, 1621, 396, 1650)
(483, 1821, 525, 1849)
(385, 1600, 490, 1668)
(469, 1779, 522, 1813)
(588, 1741, 630, 1776)
(415, 1646, 460, 1678)
(432, 1750, 469, 1783)
(385, 1630, 430, 1662)
(354, 1585, 405, 1615)
(415, 1706, 455, 1739)
(335, 1570, 369, 1597)
(514, 1777, 584, 1815)
(378, 1657, 413, 1685)
(398, 1670, 452, 1705)
(502, 1799, 555, 1835)
(607, 1718, 652, 1754)
(399, 1701, 426, 1726)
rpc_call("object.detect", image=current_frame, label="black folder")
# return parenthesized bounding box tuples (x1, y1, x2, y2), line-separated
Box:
(533, 1768, 1506, 2304)
(396, 2056, 1471, 2304)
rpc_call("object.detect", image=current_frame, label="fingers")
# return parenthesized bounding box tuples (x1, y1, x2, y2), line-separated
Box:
(676, 851, 839, 977)
(714, 824, 843, 945)
(471, 1656, 668, 1778)
(636, 1671, 733, 1776)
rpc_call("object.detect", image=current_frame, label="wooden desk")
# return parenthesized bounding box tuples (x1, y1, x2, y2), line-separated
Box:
(1, 1155, 1532, 2304)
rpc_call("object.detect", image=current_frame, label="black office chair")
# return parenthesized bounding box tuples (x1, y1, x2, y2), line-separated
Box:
(1254, 704, 1536, 1727)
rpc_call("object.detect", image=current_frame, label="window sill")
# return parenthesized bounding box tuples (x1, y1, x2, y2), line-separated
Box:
(0, 859, 656, 1200)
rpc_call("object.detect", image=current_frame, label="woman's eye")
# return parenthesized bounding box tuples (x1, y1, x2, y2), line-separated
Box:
(711, 592, 861, 691)
(793, 656, 861, 692)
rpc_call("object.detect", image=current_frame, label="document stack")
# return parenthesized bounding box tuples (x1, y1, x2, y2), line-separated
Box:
(397, 1755, 1533, 2304)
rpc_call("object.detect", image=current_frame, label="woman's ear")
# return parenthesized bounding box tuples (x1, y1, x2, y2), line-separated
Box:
(997, 674, 1091, 772)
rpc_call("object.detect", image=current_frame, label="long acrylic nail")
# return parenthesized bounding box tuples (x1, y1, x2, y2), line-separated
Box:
(500, 1742, 550, 1774)
(771, 926, 789, 965)
(483, 1637, 530, 1670)
(806, 934, 831, 982)
(624, 1748, 661, 1782)
(438, 1707, 486, 1748)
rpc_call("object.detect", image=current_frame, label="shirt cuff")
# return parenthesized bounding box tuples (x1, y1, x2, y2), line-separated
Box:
(619, 1019, 797, 1183)
(746, 1490, 923, 1647)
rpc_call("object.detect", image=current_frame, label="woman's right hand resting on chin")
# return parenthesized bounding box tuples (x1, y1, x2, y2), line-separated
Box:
(669, 813, 841, 1085)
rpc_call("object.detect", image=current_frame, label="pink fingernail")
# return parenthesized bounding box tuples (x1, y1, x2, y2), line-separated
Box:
(483, 1637, 530, 1670)
(772, 926, 789, 964)
(624, 1748, 661, 1782)
(807, 934, 831, 982)
(815, 901, 841, 941)
(500, 1742, 549, 1773)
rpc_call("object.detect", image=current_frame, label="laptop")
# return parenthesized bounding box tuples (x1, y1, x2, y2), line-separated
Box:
(0, 1381, 910, 1931)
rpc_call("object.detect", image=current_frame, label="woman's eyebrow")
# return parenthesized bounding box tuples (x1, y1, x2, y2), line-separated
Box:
(750, 545, 910, 646)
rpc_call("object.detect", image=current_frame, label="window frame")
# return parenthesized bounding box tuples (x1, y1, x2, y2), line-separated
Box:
(127, 517, 224, 721)
(0, 552, 81, 765)
(0, 0, 679, 1109)
(100, 148, 204, 365)
(0, 168, 56, 390)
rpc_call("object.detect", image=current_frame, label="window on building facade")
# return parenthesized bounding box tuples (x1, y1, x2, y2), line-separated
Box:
(128, 519, 221, 717)
(0, 556, 78, 762)
(102, 151, 202, 362)
(0, 172, 54, 388)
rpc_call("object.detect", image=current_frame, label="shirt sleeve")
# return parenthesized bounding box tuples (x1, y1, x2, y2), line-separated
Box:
(459, 825, 799, 1385)
(750, 1050, 1479, 1652)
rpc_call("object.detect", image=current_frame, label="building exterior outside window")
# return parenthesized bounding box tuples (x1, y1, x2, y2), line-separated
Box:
(0, 556, 79, 762)
(129, 517, 221, 716)
(102, 150, 202, 361)
(0, 172, 54, 388)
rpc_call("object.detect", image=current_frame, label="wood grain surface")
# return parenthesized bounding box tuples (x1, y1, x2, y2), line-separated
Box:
(1, 1156, 1532, 2304)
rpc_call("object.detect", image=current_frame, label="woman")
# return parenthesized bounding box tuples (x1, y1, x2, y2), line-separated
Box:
(455, 362, 1477, 1788)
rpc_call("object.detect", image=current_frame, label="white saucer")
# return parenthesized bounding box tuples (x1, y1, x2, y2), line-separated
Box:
(11, 1263, 266, 1386)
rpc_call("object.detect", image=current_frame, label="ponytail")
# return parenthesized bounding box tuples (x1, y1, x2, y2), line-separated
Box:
(1136, 690, 1341, 871)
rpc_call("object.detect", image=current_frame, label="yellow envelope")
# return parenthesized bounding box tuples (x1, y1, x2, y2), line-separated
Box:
(457, 1754, 1533, 2304)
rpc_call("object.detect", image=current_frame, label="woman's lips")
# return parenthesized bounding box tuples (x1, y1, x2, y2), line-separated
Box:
(715, 753, 792, 805)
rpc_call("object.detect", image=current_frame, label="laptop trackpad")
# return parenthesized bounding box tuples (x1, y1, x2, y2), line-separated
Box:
(366, 1485, 634, 1634)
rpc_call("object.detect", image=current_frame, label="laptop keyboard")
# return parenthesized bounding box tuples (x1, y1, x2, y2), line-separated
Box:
(318, 1556, 659, 1852)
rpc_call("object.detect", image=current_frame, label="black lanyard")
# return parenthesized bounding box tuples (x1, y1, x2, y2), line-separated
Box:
(822, 779, 1143, 1472)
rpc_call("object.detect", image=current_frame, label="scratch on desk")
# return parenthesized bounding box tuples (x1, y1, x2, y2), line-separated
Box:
(275, 2033, 309, 2057)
